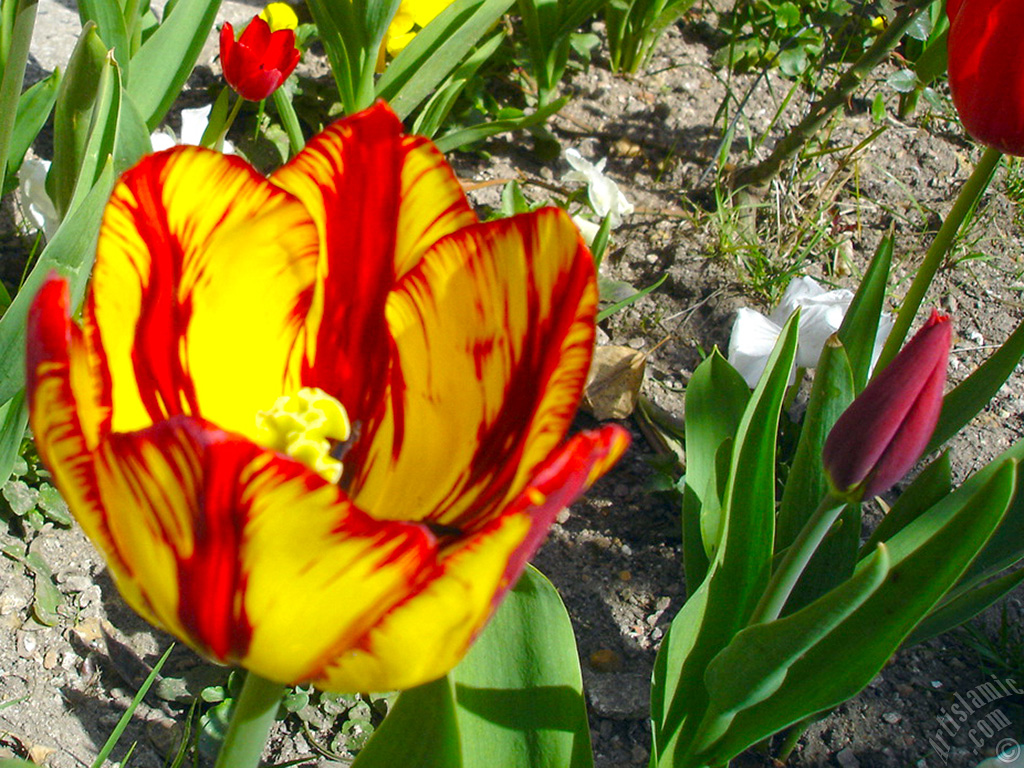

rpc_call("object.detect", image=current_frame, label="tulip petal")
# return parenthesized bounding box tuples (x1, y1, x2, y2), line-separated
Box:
(352, 208, 598, 528)
(312, 425, 629, 692)
(92, 415, 439, 678)
(87, 147, 319, 440)
(270, 103, 477, 427)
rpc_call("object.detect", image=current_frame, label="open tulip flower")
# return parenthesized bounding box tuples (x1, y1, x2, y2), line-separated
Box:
(220, 14, 300, 101)
(27, 102, 628, 693)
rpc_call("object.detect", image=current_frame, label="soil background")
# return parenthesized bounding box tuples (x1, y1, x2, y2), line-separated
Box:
(4, 1, 1024, 767)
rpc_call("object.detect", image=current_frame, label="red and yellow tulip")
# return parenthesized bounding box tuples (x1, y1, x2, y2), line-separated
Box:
(27, 102, 628, 692)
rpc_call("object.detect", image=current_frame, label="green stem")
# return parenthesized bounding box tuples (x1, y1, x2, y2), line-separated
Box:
(874, 145, 1002, 372)
(750, 492, 847, 624)
(215, 94, 245, 152)
(213, 672, 284, 768)
(273, 88, 305, 156)
(0, 0, 38, 196)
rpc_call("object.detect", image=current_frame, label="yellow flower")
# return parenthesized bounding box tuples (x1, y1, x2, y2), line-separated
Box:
(258, 2, 298, 32)
(26, 102, 628, 693)
(384, 0, 453, 56)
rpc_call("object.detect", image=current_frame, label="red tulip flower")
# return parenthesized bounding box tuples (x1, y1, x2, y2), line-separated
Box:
(947, 0, 1024, 156)
(220, 15, 300, 101)
(823, 310, 951, 501)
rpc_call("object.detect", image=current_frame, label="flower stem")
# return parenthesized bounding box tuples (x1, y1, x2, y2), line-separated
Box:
(750, 492, 847, 625)
(874, 145, 1003, 372)
(215, 94, 246, 153)
(213, 672, 284, 768)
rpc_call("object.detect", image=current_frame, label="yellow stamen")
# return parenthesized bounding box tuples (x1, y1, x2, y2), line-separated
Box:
(259, 2, 299, 31)
(256, 387, 350, 483)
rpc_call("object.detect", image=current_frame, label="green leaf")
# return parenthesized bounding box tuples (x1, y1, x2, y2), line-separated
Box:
(353, 566, 592, 768)
(377, 0, 515, 120)
(775, 338, 856, 611)
(837, 231, 892, 392)
(78, 0, 131, 76)
(859, 451, 951, 557)
(679, 350, 749, 591)
(691, 460, 1016, 765)
(3, 70, 60, 195)
(653, 315, 799, 765)
(927, 313, 1024, 452)
(692, 544, 889, 749)
(0, 391, 26, 487)
(125, 0, 222, 128)
(454, 566, 593, 768)
(595, 272, 667, 322)
(0, 160, 115, 406)
(433, 98, 568, 153)
(907, 566, 1024, 647)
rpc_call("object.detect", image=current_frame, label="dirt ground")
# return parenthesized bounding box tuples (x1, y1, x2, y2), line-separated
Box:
(3, 2, 1024, 767)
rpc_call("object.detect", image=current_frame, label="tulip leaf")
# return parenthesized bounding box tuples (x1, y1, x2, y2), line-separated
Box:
(125, 0, 222, 129)
(679, 348, 749, 591)
(0, 391, 27, 487)
(858, 450, 951, 558)
(927, 313, 1024, 453)
(351, 677, 463, 768)
(353, 566, 591, 768)
(0, 159, 115, 407)
(304, 0, 360, 113)
(775, 337, 855, 612)
(453, 565, 593, 768)
(78, 0, 131, 77)
(2, 69, 59, 196)
(692, 544, 889, 748)
(377, 0, 515, 120)
(651, 315, 798, 766)
(432, 98, 568, 154)
(690, 459, 1016, 766)
(838, 231, 892, 392)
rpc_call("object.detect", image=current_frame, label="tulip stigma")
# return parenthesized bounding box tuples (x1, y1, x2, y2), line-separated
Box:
(256, 387, 351, 483)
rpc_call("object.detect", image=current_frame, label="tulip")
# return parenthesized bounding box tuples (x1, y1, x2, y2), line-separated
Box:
(823, 310, 951, 501)
(947, 0, 1024, 156)
(220, 15, 300, 102)
(384, 0, 453, 57)
(27, 103, 629, 693)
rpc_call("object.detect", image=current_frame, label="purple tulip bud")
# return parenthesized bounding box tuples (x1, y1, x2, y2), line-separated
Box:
(824, 310, 951, 501)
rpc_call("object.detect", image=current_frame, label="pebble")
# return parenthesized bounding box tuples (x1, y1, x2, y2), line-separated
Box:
(60, 574, 93, 593)
(618, 570, 632, 582)
(586, 673, 649, 720)
(78, 584, 102, 608)
(835, 747, 860, 768)
(881, 712, 901, 724)
(556, 509, 571, 524)
(18, 632, 38, 658)
(43, 650, 59, 670)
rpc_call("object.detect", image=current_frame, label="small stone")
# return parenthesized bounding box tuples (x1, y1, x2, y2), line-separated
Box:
(618, 570, 632, 582)
(555, 509, 571, 525)
(78, 585, 102, 608)
(621, 544, 632, 556)
(655, 596, 671, 612)
(43, 650, 59, 670)
(18, 632, 38, 657)
(60, 575, 93, 593)
(835, 747, 860, 768)
(881, 712, 901, 724)
(587, 673, 649, 720)
(589, 649, 622, 672)
(27, 745, 55, 764)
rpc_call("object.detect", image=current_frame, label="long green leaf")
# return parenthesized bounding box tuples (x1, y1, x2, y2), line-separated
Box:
(775, 337, 856, 611)
(433, 98, 567, 153)
(353, 566, 591, 768)
(679, 349, 749, 591)
(377, 0, 514, 119)
(927, 313, 1024, 452)
(837, 231, 892, 391)
(0, 0, 36, 197)
(0, 391, 26, 486)
(692, 460, 1016, 765)
(125, 0, 222, 128)
(653, 315, 799, 765)
(78, 0, 131, 76)
(304, 0, 359, 112)
(0, 160, 115, 406)
(3, 70, 59, 195)
(907, 566, 1024, 647)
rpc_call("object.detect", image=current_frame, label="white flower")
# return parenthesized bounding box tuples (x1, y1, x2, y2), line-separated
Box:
(17, 157, 60, 241)
(563, 148, 634, 229)
(571, 214, 601, 246)
(150, 104, 234, 154)
(728, 276, 893, 388)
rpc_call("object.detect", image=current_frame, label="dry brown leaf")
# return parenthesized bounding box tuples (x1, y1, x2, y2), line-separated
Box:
(582, 345, 646, 420)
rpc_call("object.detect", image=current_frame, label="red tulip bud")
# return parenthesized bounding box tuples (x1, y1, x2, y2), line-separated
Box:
(947, 0, 1024, 156)
(220, 16, 300, 102)
(823, 310, 951, 500)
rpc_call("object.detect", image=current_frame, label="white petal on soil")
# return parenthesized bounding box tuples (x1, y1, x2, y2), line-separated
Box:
(728, 307, 784, 388)
(17, 157, 60, 241)
(563, 148, 634, 227)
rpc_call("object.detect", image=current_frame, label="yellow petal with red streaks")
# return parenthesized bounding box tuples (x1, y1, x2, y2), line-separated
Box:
(26, 277, 149, 615)
(88, 147, 319, 439)
(269, 103, 476, 426)
(351, 207, 598, 528)
(92, 416, 437, 681)
(313, 426, 629, 692)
